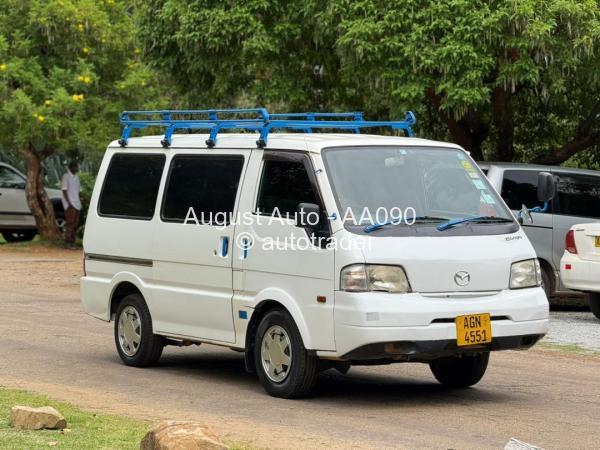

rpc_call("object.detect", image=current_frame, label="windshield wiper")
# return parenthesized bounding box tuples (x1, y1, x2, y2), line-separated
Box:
(437, 215, 514, 231)
(363, 216, 449, 233)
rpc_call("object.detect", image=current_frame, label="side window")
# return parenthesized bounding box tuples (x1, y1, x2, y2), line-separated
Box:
(162, 155, 244, 223)
(98, 153, 165, 219)
(501, 170, 544, 211)
(556, 174, 600, 219)
(256, 158, 319, 216)
(0, 166, 26, 189)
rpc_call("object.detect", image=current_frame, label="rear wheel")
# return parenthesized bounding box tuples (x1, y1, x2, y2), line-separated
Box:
(429, 353, 490, 388)
(254, 309, 318, 398)
(114, 293, 164, 367)
(2, 230, 36, 242)
(589, 293, 600, 321)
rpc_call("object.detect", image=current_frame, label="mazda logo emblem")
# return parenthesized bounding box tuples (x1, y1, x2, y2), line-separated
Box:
(454, 271, 470, 286)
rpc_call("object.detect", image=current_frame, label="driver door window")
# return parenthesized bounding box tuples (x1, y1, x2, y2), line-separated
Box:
(256, 156, 329, 240)
(256, 159, 319, 216)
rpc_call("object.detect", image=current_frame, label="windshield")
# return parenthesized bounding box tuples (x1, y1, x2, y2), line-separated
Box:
(322, 146, 513, 228)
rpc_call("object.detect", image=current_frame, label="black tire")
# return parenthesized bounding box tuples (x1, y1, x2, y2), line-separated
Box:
(429, 353, 490, 388)
(52, 200, 66, 231)
(540, 265, 552, 300)
(114, 293, 164, 367)
(254, 309, 318, 398)
(589, 293, 600, 321)
(2, 230, 36, 242)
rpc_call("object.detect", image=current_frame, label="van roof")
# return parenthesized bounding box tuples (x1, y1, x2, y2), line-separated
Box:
(108, 133, 463, 153)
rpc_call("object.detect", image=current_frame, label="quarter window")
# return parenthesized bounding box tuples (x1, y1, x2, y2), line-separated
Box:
(256, 158, 319, 216)
(162, 155, 244, 223)
(501, 170, 546, 211)
(556, 174, 600, 219)
(0, 166, 26, 189)
(98, 153, 165, 219)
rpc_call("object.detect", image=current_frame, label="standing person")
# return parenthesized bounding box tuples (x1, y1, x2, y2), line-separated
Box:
(61, 161, 82, 249)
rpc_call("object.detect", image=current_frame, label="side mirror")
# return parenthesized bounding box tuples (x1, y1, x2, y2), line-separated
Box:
(296, 202, 321, 228)
(537, 172, 556, 203)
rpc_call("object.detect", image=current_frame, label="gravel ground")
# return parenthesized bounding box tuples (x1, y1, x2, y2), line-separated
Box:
(544, 310, 600, 352)
(1, 246, 600, 449)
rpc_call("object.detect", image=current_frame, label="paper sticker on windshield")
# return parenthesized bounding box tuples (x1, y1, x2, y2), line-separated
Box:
(457, 153, 466, 160)
(461, 160, 474, 171)
(472, 179, 486, 190)
(467, 171, 480, 179)
(481, 192, 496, 204)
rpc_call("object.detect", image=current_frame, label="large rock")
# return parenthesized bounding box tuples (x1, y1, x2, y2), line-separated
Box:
(140, 421, 228, 450)
(10, 406, 67, 430)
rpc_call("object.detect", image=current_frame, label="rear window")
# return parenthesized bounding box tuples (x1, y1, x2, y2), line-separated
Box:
(161, 155, 244, 223)
(98, 153, 165, 219)
(501, 170, 545, 211)
(557, 173, 600, 219)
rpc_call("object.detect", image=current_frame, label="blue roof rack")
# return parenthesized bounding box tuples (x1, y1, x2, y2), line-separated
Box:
(118, 108, 416, 148)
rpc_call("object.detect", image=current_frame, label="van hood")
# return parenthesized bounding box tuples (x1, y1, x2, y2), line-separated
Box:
(357, 229, 534, 292)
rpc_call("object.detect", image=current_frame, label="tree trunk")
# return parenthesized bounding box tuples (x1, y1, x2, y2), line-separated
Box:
(491, 86, 514, 161)
(444, 117, 487, 161)
(426, 89, 488, 161)
(21, 145, 62, 241)
(532, 134, 599, 165)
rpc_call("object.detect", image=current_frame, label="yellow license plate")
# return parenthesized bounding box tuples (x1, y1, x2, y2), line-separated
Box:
(595, 236, 600, 247)
(456, 313, 492, 346)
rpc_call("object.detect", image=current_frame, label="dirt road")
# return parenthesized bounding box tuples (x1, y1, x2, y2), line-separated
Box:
(1, 246, 599, 449)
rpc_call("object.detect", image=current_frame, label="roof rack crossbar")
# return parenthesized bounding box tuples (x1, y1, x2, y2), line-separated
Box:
(118, 108, 415, 148)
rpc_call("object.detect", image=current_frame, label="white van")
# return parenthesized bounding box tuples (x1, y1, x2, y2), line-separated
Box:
(81, 109, 549, 398)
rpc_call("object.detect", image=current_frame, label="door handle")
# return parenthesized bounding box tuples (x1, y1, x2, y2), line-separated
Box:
(220, 236, 229, 257)
(239, 236, 251, 260)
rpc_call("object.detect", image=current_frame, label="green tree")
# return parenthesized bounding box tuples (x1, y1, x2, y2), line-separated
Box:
(138, 0, 599, 164)
(0, 0, 169, 240)
(136, 0, 346, 110)
(333, 0, 600, 162)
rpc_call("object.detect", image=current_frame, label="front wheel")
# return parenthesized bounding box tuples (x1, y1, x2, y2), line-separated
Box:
(114, 293, 164, 367)
(429, 353, 490, 388)
(540, 265, 552, 300)
(589, 293, 600, 321)
(254, 309, 318, 398)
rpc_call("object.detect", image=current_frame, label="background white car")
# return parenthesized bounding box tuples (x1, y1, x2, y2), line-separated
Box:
(560, 223, 600, 320)
(0, 162, 64, 242)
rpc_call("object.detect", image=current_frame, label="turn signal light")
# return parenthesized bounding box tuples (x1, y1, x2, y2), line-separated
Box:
(565, 230, 578, 254)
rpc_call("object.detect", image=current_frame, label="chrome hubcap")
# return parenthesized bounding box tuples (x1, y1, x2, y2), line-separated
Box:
(261, 325, 292, 382)
(117, 306, 142, 357)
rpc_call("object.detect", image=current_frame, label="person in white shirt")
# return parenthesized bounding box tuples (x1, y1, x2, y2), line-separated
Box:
(61, 161, 82, 249)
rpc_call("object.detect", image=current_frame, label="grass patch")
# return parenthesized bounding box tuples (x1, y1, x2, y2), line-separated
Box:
(0, 388, 149, 450)
(0, 234, 65, 250)
(539, 341, 600, 356)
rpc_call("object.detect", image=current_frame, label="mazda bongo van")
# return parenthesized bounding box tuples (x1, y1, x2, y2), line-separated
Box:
(81, 109, 550, 398)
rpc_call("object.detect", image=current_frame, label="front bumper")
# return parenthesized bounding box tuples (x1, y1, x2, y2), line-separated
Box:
(342, 334, 544, 362)
(333, 287, 549, 359)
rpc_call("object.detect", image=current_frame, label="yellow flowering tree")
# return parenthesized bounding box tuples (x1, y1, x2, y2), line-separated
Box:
(0, 0, 168, 240)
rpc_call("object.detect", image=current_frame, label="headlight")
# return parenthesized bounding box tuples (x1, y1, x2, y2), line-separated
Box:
(509, 259, 541, 289)
(341, 264, 411, 293)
